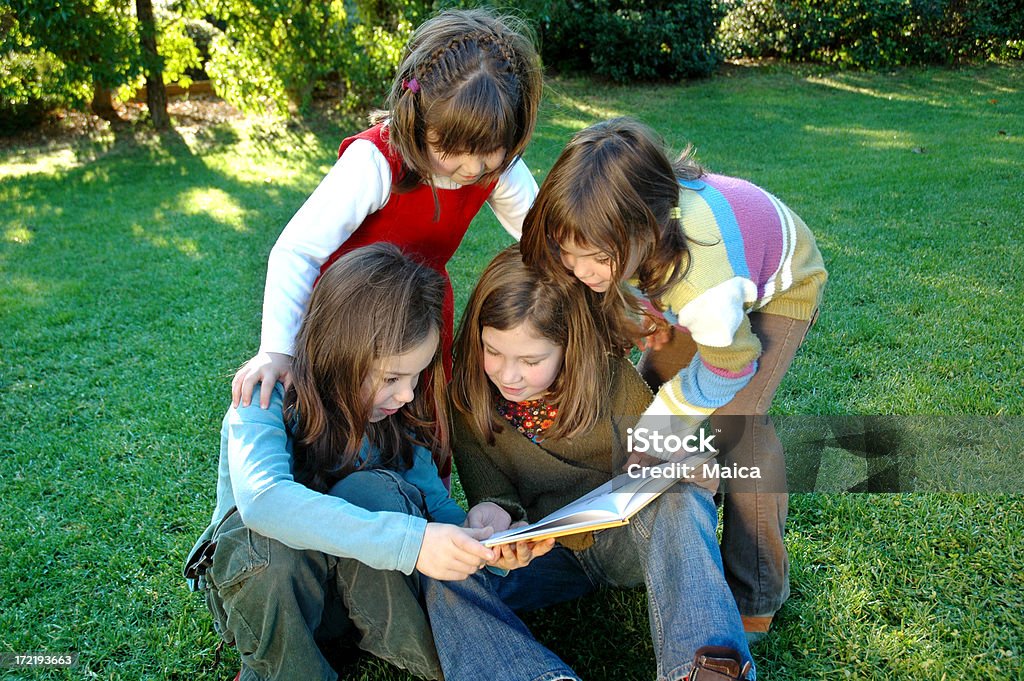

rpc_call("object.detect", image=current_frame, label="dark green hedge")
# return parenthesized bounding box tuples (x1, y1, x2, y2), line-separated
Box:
(535, 0, 723, 82)
(718, 0, 1024, 67)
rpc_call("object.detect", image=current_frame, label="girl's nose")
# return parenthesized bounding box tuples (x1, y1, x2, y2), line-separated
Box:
(395, 382, 415, 405)
(500, 363, 521, 385)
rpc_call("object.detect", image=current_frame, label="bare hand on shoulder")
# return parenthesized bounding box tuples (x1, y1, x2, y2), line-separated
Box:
(231, 351, 294, 409)
(416, 523, 495, 581)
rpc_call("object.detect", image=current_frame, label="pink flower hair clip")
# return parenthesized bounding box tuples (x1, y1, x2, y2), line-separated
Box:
(402, 78, 420, 94)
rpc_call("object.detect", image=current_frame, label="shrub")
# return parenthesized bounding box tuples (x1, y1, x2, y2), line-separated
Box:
(4, 0, 141, 115)
(0, 49, 73, 134)
(718, 0, 1024, 67)
(539, 0, 724, 82)
(182, 17, 218, 81)
(197, 0, 429, 116)
(3, 1, 207, 129)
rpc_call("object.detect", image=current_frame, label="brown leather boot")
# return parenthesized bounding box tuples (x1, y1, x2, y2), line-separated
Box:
(688, 646, 753, 680)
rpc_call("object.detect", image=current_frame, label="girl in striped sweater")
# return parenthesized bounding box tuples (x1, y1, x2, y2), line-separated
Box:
(520, 117, 827, 641)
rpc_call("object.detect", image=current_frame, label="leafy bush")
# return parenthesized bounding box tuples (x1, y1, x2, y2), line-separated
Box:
(539, 0, 724, 82)
(0, 49, 73, 134)
(197, 0, 428, 116)
(119, 7, 202, 99)
(1, 8, 53, 132)
(718, 0, 1024, 67)
(341, 1, 429, 110)
(5, 0, 141, 113)
(200, 0, 346, 115)
(181, 18, 217, 80)
(2, 0, 207, 130)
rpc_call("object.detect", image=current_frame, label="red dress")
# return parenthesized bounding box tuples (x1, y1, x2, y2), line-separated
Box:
(317, 124, 496, 479)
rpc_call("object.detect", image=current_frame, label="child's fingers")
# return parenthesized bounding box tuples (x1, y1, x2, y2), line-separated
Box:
(623, 450, 662, 471)
(447, 550, 487, 575)
(240, 371, 259, 408)
(240, 375, 256, 408)
(497, 543, 518, 566)
(229, 360, 254, 409)
(427, 560, 478, 581)
(530, 538, 556, 559)
(457, 526, 497, 562)
(257, 369, 276, 409)
(419, 525, 494, 580)
(513, 541, 533, 564)
(230, 372, 243, 409)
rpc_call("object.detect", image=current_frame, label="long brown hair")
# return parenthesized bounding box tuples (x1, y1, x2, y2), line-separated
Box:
(285, 244, 448, 493)
(451, 245, 614, 444)
(520, 117, 705, 349)
(374, 8, 542, 200)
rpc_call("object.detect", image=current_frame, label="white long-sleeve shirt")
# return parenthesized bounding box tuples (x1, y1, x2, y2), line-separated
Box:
(259, 139, 538, 356)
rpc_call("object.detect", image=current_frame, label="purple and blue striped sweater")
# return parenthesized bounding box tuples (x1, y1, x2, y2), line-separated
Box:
(632, 174, 827, 426)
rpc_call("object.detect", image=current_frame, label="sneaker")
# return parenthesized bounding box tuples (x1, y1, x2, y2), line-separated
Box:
(688, 646, 753, 681)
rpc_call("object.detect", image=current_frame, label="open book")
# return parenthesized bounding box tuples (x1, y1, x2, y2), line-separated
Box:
(482, 462, 690, 547)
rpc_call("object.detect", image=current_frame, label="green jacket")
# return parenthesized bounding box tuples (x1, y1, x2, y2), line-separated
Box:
(451, 356, 653, 550)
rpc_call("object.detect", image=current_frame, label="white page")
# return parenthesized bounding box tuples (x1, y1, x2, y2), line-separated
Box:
(483, 462, 686, 545)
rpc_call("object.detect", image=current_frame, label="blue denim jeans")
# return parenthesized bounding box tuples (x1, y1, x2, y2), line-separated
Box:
(203, 470, 442, 681)
(424, 483, 754, 681)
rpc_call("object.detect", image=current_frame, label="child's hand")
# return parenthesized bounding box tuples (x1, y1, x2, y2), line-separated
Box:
(623, 450, 664, 471)
(488, 535, 555, 571)
(636, 325, 672, 352)
(465, 502, 512, 533)
(231, 352, 294, 409)
(416, 523, 495, 581)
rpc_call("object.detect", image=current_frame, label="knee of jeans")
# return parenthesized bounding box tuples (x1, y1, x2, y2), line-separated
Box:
(423, 568, 491, 610)
(329, 469, 425, 516)
(642, 483, 717, 536)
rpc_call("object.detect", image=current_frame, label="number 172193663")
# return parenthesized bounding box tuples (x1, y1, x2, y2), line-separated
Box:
(1, 653, 78, 668)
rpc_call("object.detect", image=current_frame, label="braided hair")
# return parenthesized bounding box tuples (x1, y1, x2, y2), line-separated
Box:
(374, 8, 542, 197)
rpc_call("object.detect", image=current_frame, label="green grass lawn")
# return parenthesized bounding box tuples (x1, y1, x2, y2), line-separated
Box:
(1, 62, 1022, 680)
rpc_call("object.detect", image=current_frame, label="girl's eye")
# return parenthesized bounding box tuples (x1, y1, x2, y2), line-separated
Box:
(595, 256, 611, 265)
(522, 360, 540, 367)
(384, 377, 400, 385)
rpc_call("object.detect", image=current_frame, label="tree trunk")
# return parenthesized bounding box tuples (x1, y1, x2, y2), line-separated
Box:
(136, 0, 170, 130)
(90, 82, 121, 121)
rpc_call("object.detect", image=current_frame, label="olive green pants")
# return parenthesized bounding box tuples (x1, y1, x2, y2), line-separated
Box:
(202, 470, 443, 680)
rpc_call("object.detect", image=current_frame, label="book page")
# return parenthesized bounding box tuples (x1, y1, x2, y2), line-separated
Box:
(482, 462, 684, 546)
